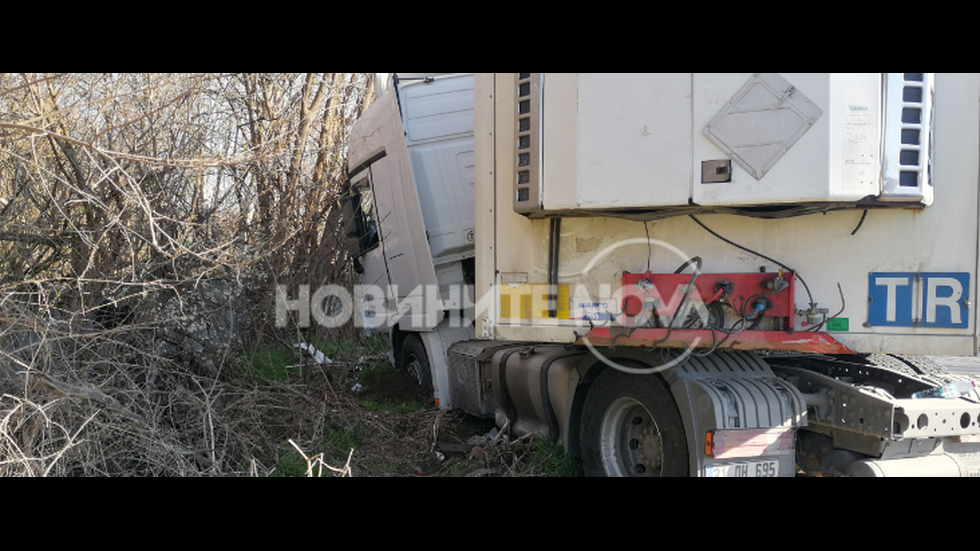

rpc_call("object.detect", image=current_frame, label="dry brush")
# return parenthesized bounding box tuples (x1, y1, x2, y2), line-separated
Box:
(0, 73, 375, 476)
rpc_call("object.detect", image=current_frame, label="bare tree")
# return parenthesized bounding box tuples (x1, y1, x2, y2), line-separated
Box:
(0, 73, 375, 476)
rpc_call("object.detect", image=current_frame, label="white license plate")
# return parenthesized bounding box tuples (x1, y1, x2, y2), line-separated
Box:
(705, 461, 779, 478)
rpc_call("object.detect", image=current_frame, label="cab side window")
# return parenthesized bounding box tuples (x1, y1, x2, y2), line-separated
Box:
(342, 174, 381, 272)
(356, 183, 380, 253)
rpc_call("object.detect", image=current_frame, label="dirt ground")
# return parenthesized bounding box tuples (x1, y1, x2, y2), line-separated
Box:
(295, 361, 576, 478)
(281, 354, 980, 478)
(360, 369, 436, 405)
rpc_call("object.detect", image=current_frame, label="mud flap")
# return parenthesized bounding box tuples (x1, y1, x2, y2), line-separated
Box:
(662, 351, 808, 477)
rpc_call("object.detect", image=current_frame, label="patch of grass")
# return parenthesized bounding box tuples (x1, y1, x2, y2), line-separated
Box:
(364, 334, 389, 355)
(310, 336, 360, 358)
(270, 423, 364, 477)
(242, 334, 389, 384)
(357, 360, 396, 386)
(271, 448, 310, 478)
(528, 439, 582, 478)
(304, 334, 389, 360)
(241, 347, 297, 382)
(325, 423, 363, 463)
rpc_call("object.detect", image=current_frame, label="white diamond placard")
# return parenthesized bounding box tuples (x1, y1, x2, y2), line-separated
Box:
(705, 73, 824, 180)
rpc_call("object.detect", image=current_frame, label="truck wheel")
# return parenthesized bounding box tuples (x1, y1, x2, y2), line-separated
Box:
(580, 367, 689, 477)
(400, 334, 434, 391)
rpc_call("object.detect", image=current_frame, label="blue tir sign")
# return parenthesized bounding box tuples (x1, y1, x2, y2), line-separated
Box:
(868, 273, 971, 329)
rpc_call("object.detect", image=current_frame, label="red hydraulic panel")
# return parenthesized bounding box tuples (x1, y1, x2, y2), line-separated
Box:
(621, 270, 795, 329)
(592, 270, 854, 355)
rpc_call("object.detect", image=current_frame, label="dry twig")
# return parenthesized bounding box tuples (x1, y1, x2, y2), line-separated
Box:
(289, 439, 354, 478)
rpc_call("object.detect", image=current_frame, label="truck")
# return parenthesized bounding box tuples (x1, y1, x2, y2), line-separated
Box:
(340, 73, 980, 477)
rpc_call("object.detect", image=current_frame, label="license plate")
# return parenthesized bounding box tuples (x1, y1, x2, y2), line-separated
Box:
(705, 460, 779, 478)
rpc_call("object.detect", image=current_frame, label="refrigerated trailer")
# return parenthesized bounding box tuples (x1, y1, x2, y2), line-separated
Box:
(341, 73, 980, 477)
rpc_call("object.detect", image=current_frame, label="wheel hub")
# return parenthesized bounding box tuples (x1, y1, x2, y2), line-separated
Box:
(600, 397, 664, 477)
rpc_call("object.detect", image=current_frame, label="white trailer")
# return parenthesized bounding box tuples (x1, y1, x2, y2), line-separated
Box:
(343, 73, 980, 477)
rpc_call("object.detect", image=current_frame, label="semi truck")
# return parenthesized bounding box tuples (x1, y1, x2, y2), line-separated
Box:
(341, 73, 980, 477)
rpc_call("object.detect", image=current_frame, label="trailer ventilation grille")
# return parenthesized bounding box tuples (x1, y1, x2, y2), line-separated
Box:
(881, 73, 934, 205)
(514, 73, 543, 214)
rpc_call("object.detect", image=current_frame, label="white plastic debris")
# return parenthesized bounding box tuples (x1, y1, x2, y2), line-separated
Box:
(294, 343, 333, 365)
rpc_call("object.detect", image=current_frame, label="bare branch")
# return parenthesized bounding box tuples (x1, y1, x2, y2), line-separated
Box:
(0, 122, 264, 169)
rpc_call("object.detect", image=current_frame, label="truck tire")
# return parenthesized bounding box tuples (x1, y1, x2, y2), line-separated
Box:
(580, 366, 689, 477)
(400, 334, 434, 391)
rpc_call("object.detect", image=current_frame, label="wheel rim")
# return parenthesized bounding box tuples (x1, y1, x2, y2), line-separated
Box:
(599, 397, 664, 477)
(405, 354, 424, 386)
